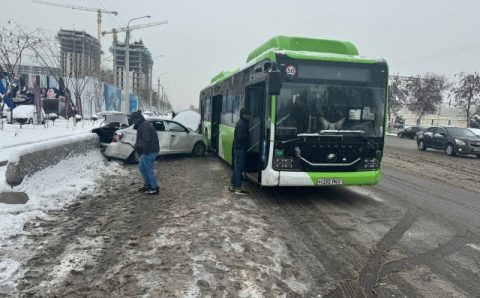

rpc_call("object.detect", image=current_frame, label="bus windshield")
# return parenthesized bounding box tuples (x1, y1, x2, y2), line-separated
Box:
(275, 82, 386, 140)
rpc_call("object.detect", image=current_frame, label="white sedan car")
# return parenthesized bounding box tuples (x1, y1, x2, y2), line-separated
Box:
(103, 112, 206, 163)
(7, 104, 45, 125)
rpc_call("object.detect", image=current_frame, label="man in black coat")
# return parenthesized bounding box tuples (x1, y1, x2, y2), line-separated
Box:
(130, 111, 160, 195)
(229, 108, 251, 195)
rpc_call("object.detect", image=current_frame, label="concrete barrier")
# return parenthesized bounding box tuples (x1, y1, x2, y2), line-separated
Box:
(5, 133, 99, 186)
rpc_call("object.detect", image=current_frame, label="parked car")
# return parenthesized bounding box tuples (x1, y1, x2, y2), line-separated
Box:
(469, 128, 480, 137)
(397, 126, 425, 139)
(417, 126, 480, 158)
(91, 111, 130, 144)
(6, 104, 45, 125)
(103, 111, 205, 163)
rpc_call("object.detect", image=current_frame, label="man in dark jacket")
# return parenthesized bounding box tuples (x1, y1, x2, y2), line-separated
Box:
(229, 108, 251, 195)
(130, 111, 160, 195)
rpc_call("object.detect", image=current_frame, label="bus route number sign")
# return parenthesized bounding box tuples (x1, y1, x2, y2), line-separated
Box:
(286, 65, 297, 77)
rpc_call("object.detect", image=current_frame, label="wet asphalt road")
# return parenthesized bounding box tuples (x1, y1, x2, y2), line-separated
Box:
(9, 135, 480, 297)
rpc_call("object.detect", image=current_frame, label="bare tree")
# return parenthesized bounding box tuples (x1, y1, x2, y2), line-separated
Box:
(405, 73, 448, 125)
(0, 21, 42, 129)
(451, 72, 480, 127)
(388, 74, 408, 124)
(32, 30, 101, 124)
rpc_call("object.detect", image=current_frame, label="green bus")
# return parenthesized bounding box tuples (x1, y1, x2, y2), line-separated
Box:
(199, 36, 388, 187)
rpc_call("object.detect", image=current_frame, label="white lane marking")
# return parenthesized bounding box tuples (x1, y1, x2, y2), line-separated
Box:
(466, 243, 480, 253)
(350, 186, 384, 202)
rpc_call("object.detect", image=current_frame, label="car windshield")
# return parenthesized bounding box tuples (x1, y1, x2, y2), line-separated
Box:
(446, 127, 477, 137)
(275, 82, 386, 140)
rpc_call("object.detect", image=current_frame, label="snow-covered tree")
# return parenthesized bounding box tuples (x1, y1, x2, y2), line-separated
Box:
(451, 72, 480, 127)
(470, 114, 480, 128)
(388, 74, 408, 123)
(405, 73, 448, 125)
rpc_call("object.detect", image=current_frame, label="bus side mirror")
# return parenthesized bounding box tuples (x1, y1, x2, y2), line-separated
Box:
(268, 71, 281, 95)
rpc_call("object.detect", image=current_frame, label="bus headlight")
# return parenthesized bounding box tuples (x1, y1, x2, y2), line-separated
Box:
(273, 157, 298, 170)
(358, 157, 380, 170)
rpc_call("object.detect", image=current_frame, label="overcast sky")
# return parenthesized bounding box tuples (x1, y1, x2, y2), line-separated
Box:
(4, 0, 480, 110)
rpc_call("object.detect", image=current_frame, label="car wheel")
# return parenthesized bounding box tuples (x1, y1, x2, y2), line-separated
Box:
(192, 142, 206, 157)
(445, 143, 456, 156)
(418, 140, 427, 151)
(127, 151, 140, 163)
(28, 118, 33, 124)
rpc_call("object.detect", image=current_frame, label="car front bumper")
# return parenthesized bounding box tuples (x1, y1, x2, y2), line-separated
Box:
(455, 145, 480, 155)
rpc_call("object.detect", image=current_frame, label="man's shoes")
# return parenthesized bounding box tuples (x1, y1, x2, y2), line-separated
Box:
(234, 189, 249, 196)
(228, 185, 236, 192)
(138, 185, 150, 192)
(145, 187, 159, 195)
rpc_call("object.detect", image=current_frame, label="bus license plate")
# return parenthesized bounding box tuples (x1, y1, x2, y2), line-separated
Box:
(318, 178, 343, 185)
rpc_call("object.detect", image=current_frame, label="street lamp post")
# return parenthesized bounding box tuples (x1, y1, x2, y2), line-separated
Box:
(124, 15, 150, 113)
(156, 72, 167, 112)
(149, 55, 164, 109)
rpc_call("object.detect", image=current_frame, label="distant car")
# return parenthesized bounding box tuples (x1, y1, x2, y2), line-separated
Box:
(143, 111, 155, 119)
(91, 111, 130, 144)
(469, 128, 480, 137)
(417, 126, 480, 158)
(397, 126, 425, 139)
(7, 104, 45, 125)
(103, 111, 205, 163)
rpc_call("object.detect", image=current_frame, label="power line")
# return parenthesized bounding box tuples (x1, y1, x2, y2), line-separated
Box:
(394, 41, 480, 66)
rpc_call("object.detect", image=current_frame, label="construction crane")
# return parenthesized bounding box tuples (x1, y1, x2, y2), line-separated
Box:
(32, 0, 118, 48)
(101, 20, 168, 42)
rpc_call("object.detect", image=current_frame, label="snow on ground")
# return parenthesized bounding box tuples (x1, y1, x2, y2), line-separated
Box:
(0, 119, 112, 290)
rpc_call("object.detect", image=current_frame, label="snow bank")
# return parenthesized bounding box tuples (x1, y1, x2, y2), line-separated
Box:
(6, 133, 99, 186)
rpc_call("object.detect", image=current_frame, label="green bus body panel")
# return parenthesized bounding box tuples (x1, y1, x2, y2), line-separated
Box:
(220, 124, 235, 165)
(247, 35, 359, 63)
(307, 170, 381, 186)
(202, 121, 212, 149)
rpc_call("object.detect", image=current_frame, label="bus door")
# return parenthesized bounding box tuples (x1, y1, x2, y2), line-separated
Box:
(211, 95, 222, 154)
(245, 82, 266, 183)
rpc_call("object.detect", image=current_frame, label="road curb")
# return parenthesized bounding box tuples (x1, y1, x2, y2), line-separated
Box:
(5, 133, 99, 186)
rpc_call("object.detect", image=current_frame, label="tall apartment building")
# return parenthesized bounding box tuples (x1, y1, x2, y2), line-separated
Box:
(57, 29, 101, 77)
(110, 40, 153, 99)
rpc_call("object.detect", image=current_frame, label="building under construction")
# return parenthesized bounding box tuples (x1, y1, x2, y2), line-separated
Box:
(57, 29, 101, 77)
(110, 39, 153, 100)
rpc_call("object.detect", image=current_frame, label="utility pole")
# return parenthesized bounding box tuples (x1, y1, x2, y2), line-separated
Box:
(102, 19, 167, 113)
(157, 77, 160, 112)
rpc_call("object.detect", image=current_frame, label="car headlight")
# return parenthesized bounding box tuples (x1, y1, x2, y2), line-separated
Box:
(455, 138, 466, 146)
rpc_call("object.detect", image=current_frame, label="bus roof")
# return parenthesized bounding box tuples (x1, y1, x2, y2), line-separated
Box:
(206, 35, 382, 87)
(246, 35, 359, 63)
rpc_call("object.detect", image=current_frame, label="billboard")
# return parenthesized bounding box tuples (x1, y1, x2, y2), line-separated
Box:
(103, 84, 122, 111)
(129, 94, 138, 113)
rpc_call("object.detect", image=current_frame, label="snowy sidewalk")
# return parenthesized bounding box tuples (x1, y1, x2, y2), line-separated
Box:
(0, 120, 100, 164)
